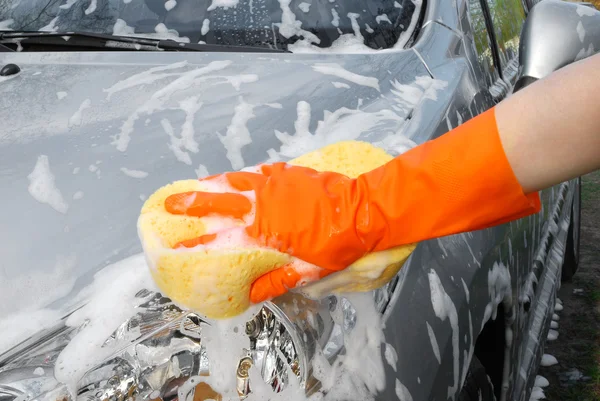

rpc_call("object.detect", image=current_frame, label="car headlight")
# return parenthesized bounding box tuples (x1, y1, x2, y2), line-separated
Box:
(0, 263, 400, 401)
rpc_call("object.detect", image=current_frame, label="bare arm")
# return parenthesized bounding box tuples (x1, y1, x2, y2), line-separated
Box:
(496, 53, 600, 194)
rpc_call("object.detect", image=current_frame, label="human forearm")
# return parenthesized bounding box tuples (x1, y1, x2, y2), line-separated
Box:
(496, 53, 600, 193)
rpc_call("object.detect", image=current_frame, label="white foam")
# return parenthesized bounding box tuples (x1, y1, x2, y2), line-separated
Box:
(113, 60, 232, 152)
(162, 119, 193, 165)
(554, 302, 563, 312)
(104, 61, 186, 99)
(312, 63, 379, 91)
(207, 0, 238, 11)
(72, 191, 84, 200)
(530, 386, 545, 400)
(365, 24, 374, 33)
(28, 155, 69, 214)
(56, 91, 67, 100)
(68, 98, 91, 127)
(54, 254, 157, 394)
(540, 354, 558, 367)
(395, 379, 413, 401)
(276, 0, 320, 44)
(547, 329, 558, 341)
(0, 308, 63, 355)
(218, 96, 255, 170)
(39, 17, 59, 32)
(534, 375, 549, 387)
(120, 167, 149, 178)
(154, 23, 190, 43)
(426, 322, 441, 364)
(272, 100, 402, 160)
(298, 2, 310, 12)
(0, 19, 14, 29)
(428, 269, 459, 399)
(165, 0, 176, 10)
(112, 18, 135, 36)
(84, 0, 96, 14)
(550, 321, 558, 329)
(178, 95, 203, 153)
(195, 163, 209, 178)
(552, 313, 560, 321)
(384, 342, 398, 371)
(461, 278, 470, 303)
(376, 14, 391, 24)
(332, 81, 350, 89)
(331, 9, 340, 27)
(577, 21, 586, 42)
(201, 19, 210, 35)
(34, 367, 45, 376)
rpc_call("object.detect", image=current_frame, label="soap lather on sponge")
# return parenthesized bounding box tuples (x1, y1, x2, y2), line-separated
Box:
(137, 140, 417, 319)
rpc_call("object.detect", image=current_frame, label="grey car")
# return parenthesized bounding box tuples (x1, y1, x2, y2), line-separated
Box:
(1, 0, 599, 400)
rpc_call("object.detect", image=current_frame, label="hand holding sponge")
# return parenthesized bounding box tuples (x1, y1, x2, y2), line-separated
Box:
(138, 107, 540, 319)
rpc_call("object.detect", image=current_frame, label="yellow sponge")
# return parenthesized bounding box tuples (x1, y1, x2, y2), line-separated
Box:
(138, 141, 416, 319)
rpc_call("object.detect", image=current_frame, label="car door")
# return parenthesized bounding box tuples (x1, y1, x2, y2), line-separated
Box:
(478, 0, 581, 400)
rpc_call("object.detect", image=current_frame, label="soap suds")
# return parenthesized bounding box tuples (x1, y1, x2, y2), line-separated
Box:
(577, 21, 586, 42)
(68, 98, 91, 127)
(384, 342, 398, 371)
(34, 367, 45, 376)
(426, 322, 441, 364)
(0, 19, 14, 29)
(312, 63, 380, 91)
(201, 19, 210, 35)
(56, 91, 67, 100)
(332, 81, 350, 89)
(165, 0, 176, 10)
(535, 375, 549, 387)
(376, 14, 391, 24)
(298, 2, 310, 12)
(207, 0, 239, 11)
(84, 0, 96, 14)
(428, 269, 459, 399)
(547, 329, 558, 341)
(195, 164, 209, 178)
(28, 155, 69, 214)
(54, 254, 157, 394)
(162, 119, 193, 165)
(395, 379, 413, 401)
(331, 9, 340, 27)
(540, 354, 558, 367)
(276, 0, 320, 44)
(554, 302, 563, 312)
(120, 167, 149, 178)
(113, 60, 232, 152)
(39, 17, 59, 32)
(72, 191, 84, 200)
(218, 96, 255, 170)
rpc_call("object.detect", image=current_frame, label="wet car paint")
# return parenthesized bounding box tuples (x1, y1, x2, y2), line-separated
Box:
(0, 0, 596, 400)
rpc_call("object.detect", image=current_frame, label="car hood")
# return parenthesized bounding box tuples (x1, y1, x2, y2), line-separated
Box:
(0, 50, 448, 343)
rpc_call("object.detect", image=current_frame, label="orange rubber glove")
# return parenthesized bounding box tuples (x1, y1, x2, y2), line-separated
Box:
(164, 107, 540, 303)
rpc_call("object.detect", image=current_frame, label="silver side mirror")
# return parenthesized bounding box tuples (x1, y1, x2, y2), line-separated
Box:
(514, 0, 600, 92)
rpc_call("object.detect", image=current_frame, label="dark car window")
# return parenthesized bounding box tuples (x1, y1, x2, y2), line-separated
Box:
(467, 0, 499, 89)
(0, 0, 422, 50)
(484, 0, 525, 70)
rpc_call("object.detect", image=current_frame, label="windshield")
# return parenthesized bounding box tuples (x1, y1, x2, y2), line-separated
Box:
(0, 0, 422, 50)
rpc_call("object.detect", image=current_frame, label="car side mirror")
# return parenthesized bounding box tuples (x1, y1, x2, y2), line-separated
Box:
(514, 0, 600, 92)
